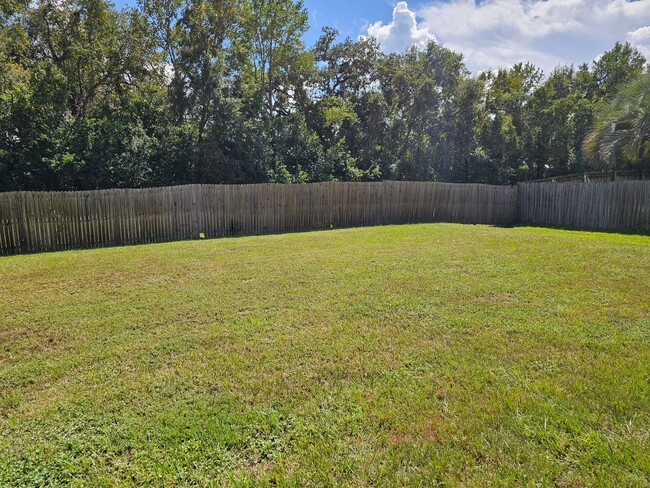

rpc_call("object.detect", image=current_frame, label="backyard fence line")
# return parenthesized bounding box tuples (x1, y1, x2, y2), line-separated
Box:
(518, 180, 650, 231)
(1, 180, 648, 255)
(532, 169, 649, 184)
(0, 181, 518, 255)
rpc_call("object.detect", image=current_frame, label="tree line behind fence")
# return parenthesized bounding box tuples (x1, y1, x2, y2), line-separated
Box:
(0, 180, 648, 255)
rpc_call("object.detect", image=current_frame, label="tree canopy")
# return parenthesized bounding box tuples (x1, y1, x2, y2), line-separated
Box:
(0, 0, 648, 191)
(584, 72, 650, 167)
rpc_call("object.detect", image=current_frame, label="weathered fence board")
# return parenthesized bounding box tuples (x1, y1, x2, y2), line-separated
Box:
(518, 180, 650, 231)
(0, 182, 517, 255)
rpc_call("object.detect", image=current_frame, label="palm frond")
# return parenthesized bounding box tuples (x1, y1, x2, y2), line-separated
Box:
(583, 72, 650, 167)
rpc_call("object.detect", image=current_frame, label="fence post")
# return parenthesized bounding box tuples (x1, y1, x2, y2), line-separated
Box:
(16, 192, 30, 254)
(191, 184, 200, 238)
(514, 184, 520, 225)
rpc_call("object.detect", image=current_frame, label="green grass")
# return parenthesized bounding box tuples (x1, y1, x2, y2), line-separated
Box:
(1, 224, 648, 486)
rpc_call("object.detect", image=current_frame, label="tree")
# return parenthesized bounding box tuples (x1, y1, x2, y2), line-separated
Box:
(478, 63, 542, 182)
(240, 0, 308, 117)
(593, 42, 646, 97)
(583, 72, 650, 168)
(442, 77, 485, 183)
(1, 0, 648, 191)
(313, 28, 380, 100)
(309, 29, 382, 179)
(525, 66, 595, 178)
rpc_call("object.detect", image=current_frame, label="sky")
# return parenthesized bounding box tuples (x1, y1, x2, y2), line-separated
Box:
(114, 0, 650, 74)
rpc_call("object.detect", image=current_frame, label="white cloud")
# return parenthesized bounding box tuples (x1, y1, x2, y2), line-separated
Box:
(367, 2, 436, 53)
(366, 0, 650, 73)
(627, 25, 650, 58)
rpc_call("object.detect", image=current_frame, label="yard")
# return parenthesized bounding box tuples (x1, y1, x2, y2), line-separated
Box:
(0, 224, 648, 486)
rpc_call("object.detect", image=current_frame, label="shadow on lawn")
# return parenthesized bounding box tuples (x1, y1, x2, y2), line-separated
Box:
(507, 222, 650, 236)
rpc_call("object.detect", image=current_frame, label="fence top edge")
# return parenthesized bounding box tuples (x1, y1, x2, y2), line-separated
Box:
(3, 179, 648, 197)
(530, 169, 647, 183)
(519, 179, 650, 187)
(0, 181, 520, 196)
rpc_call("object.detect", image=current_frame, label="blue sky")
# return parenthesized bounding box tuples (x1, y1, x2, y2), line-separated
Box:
(113, 0, 650, 74)
(302, 0, 418, 46)
(112, 0, 405, 46)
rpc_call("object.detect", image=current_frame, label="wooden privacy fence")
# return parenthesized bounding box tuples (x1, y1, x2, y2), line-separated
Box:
(0, 181, 518, 255)
(518, 180, 650, 231)
(1, 180, 648, 255)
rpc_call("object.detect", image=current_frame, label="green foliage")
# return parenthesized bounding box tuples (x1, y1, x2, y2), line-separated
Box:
(584, 72, 650, 168)
(0, 1, 648, 190)
(592, 41, 647, 97)
(240, 0, 309, 117)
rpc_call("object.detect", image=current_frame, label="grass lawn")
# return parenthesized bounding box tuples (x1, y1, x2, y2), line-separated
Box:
(0, 224, 648, 486)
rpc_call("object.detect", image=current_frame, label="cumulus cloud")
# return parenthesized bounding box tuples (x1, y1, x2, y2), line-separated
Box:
(367, 2, 436, 53)
(366, 0, 650, 73)
(627, 26, 650, 58)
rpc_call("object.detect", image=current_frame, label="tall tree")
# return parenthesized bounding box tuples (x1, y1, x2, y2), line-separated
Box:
(478, 63, 542, 181)
(240, 0, 308, 117)
(583, 72, 650, 168)
(593, 42, 646, 97)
